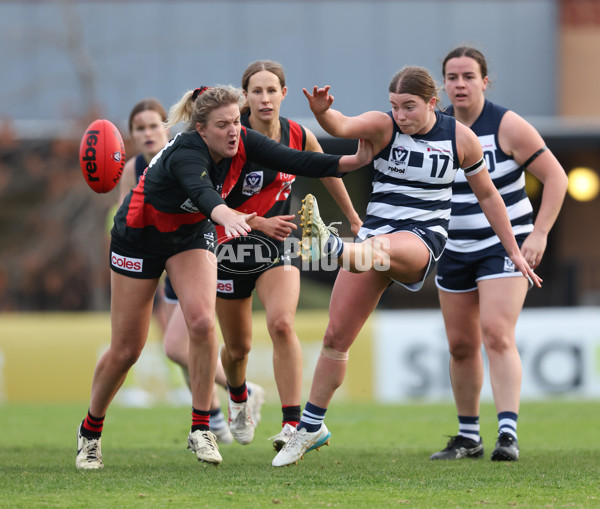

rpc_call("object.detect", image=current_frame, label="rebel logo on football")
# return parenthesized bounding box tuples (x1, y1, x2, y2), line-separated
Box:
(79, 119, 126, 193)
(81, 130, 100, 183)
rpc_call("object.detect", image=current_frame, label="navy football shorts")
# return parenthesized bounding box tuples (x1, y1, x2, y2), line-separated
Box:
(358, 225, 444, 292)
(435, 235, 527, 292)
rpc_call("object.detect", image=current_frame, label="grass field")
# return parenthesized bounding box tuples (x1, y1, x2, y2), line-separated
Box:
(0, 400, 598, 508)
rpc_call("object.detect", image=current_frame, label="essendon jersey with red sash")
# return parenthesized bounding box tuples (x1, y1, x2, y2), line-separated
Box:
(215, 114, 306, 242)
(112, 123, 338, 257)
(114, 128, 248, 250)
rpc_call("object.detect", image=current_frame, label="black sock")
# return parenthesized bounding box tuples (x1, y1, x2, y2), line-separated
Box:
(282, 405, 301, 426)
(227, 381, 248, 403)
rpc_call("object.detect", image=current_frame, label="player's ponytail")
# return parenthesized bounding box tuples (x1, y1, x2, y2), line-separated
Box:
(166, 86, 244, 133)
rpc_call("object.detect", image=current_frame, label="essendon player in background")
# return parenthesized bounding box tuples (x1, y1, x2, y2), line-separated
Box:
(162, 61, 363, 451)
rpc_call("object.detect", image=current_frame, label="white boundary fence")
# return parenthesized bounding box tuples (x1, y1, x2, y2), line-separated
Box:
(373, 308, 600, 403)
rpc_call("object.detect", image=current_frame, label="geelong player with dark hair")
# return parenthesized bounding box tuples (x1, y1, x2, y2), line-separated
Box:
(430, 47, 566, 461)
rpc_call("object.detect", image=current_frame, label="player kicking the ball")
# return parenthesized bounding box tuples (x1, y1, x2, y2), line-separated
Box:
(273, 69, 540, 467)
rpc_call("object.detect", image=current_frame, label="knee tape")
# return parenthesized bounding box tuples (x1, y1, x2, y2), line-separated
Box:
(320, 344, 349, 361)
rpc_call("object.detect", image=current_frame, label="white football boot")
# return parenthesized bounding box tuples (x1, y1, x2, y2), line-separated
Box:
(299, 194, 341, 262)
(228, 399, 255, 445)
(269, 423, 297, 452)
(272, 423, 331, 467)
(246, 382, 266, 428)
(187, 430, 222, 465)
(76, 424, 104, 470)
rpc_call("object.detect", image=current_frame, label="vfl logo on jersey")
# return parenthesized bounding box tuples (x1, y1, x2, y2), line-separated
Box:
(180, 198, 199, 213)
(217, 279, 234, 294)
(242, 171, 264, 196)
(111, 252, 143, 272)
(503, 257, 516, 273)
(391, 146, 409, 166)
(389, 145, 408, 174)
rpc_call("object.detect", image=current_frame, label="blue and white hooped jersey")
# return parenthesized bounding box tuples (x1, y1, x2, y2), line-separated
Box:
(445, 100, 533, 253)
(358, 110, 478, 259)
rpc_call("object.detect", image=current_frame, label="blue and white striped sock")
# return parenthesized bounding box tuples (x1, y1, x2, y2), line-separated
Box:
(325, 235, 344, 258)
(209, 408, 227, 431)
(498, 411, 518, 439)
(297, 402, 327, 433)
(458, 415, 481, 443)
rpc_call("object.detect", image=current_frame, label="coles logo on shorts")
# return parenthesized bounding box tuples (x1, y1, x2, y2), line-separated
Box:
(111, 252, 143, 273)
(217, 279, 234, 294)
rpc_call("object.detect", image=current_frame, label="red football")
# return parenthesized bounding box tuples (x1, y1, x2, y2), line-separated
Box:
(79, 119, 126, 193)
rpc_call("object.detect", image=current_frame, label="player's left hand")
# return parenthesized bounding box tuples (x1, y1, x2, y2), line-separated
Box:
(303, 86, 334, 115)
(520, 230, 548, 269)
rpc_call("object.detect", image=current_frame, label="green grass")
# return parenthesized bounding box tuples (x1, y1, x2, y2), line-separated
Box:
(0, 401, 599, 508)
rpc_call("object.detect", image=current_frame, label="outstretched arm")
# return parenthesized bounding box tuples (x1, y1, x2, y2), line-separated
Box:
(303, 86, 392, 152)
(245, 128, 372, 178)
